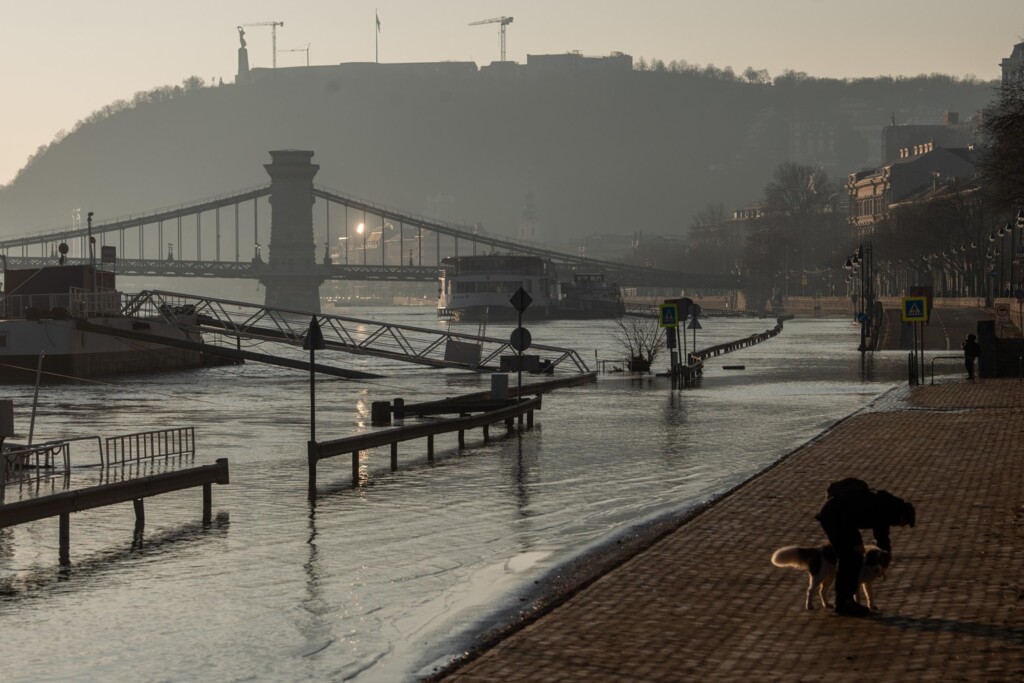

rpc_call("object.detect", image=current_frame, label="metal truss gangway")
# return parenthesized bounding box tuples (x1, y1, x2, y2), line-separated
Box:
(121, 291, 591, 376)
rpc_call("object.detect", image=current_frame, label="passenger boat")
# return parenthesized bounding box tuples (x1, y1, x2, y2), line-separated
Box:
(437, 255, 560, 322)
(0, 260, 212, 382)
(558, 272, 625, 318)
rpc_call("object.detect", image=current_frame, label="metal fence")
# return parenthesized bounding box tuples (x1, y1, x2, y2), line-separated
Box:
(104, 427, 195, 467)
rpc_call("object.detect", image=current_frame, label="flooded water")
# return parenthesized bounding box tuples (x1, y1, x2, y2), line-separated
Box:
(0, 309, 914, 681)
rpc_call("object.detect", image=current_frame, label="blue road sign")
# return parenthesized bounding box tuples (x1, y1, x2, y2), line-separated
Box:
(659, 303, 679, 328)
(901, 296, 928, 322)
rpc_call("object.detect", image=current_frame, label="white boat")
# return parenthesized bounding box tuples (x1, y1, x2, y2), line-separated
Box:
(0, 262, 213, 382)
(437, 255, 560, 322)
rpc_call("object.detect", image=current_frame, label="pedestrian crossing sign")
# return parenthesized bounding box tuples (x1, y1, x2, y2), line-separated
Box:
(901, 296, 928, 322)
(659, 303, 679, 328)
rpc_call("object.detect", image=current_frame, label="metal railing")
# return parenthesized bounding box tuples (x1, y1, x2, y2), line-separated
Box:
(2, 441, 71, 484)
(0, 289, 123, 320)
(105, 427, 195, 467)
(121, 290, 591, 374)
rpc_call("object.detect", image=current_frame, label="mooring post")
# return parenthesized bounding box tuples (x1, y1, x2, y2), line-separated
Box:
(393, 398, 405, 421)
(458, 430, 465, 449)
(483, 425, 489, 441)
(59, 513, 70, 566)
(527, 410, 534, 428)
(427, 435, 434, 462)
(505, 417, 514, 433)
(351, 451, 359, 486)
(202, 483, 212, 525)
(390, 442, 398, 472)
(133, 498, 145, 527)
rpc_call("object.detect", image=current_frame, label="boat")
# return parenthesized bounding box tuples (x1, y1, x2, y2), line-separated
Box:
(558, 272, 625, 319)
(437, 255, 560, 322)
(0, 259, 217, 382)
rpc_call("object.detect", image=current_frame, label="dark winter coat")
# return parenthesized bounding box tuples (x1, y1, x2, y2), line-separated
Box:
(816, 488, 915, 552)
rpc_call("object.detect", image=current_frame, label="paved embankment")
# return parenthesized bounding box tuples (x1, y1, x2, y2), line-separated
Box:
(435, 380, 1024, 682)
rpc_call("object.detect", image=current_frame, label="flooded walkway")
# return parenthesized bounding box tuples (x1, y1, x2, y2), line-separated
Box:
(436, 379, 1024, 682)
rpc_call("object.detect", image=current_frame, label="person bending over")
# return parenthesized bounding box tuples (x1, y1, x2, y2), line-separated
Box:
(816, 478, 916, 617)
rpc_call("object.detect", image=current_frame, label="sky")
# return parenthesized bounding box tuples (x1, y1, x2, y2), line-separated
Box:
(1, 0, 1021, 186)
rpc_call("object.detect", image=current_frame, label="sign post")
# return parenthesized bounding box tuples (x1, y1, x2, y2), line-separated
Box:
(659, 303, 680, 387)
(902, 296, 928, 384)
(509, 288, 533, 400)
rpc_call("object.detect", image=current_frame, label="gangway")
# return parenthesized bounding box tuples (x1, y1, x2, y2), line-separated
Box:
(118, 291, 591, 375)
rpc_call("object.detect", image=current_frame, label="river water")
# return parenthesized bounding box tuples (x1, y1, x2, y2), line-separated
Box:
(0, 309, 913, 681)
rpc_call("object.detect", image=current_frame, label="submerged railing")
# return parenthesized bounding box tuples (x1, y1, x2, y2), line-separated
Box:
(105, 427, 195, 467)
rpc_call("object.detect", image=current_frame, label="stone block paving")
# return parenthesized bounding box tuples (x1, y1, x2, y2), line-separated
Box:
(438, 380, 1024, 682)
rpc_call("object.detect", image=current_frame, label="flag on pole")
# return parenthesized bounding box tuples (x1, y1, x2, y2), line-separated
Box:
(376, 11, 381, 32)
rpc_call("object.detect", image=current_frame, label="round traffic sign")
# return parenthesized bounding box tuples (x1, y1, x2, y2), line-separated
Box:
(510, 327, 532, 351)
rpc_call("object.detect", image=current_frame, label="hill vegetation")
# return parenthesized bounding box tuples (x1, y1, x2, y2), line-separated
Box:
(0, 62, 994, 249)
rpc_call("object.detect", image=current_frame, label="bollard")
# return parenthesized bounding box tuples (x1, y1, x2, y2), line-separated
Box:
(427, 435, 434, 462)
(393, 398, 405, 420)
(391, 442, 399, 472)
(133, 499, 145, 527)
(491, 374, 509, 401)
(371, 401, 392, 426)
(202, 483, 212, 525)
(59, 513, 70, 566)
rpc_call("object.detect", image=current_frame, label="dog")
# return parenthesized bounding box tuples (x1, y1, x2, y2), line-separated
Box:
(771, 543, 891, 610)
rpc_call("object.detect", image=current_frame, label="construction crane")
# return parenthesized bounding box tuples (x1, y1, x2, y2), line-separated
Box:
(469, 16, 514, 62)
(280, 44, 310, 67)
(241, 21, 285, 68)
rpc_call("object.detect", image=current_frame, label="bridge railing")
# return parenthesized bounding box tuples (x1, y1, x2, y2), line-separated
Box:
(0, 184, 271, 248)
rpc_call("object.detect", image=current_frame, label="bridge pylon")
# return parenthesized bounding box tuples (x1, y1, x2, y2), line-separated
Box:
(261, 150, 325, 312)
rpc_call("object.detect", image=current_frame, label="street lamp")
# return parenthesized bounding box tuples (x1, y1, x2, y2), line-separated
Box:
(356, 222, 366, 265)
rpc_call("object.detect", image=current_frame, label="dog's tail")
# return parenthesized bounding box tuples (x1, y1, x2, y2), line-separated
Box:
(770, 545, 814, 569)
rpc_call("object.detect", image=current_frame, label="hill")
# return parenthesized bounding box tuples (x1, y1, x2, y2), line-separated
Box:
(0, 61, 995, 248)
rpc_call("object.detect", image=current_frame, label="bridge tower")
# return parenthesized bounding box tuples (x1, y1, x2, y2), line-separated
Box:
(261, 150, 325, 312)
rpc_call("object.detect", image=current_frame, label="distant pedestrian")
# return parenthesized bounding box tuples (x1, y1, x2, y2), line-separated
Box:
(815, 478, 916, 617)
(962, 333, 980, 380)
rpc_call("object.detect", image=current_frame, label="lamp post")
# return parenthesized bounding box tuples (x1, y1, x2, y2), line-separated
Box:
(843, 242, 873, 352)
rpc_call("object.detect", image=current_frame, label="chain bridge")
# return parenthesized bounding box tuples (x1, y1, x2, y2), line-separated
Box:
(0, 151, 741, 311)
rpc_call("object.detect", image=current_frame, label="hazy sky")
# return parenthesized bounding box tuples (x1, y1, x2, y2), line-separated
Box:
(2, 1, 1021, 185)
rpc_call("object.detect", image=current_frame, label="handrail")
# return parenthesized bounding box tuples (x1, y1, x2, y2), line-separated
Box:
(0, 459, 229, 528)
(105, 427, 195, 467)
(309, 396, 542, 497)
(930, 355, 965, 385)
(314, 396, 542, 460)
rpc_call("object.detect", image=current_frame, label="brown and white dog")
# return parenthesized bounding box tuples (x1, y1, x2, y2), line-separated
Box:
(771, 543, 891, 610)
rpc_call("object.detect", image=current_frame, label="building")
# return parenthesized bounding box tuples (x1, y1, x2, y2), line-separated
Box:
(847, 142, 978, 238)
(1001, 41, 1024, 88)
(881, 111, 979, 164)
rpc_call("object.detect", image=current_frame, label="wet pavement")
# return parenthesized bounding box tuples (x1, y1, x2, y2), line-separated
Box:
(435, 379, 1024, 682)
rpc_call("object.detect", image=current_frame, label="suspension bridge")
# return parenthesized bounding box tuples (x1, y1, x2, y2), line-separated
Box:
(0, 150, 742, 312)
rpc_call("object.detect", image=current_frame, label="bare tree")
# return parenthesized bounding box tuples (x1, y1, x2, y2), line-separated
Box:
(612, 312, 666, 370)
(980, 79, 1024, 211)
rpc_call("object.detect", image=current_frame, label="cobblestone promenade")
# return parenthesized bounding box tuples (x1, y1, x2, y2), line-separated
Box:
(437, 380, 1024, 682)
